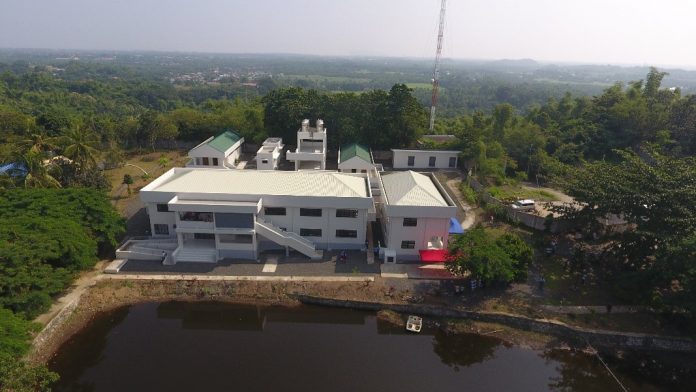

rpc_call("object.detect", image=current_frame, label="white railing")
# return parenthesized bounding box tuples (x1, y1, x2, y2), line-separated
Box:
(255, 219, 321, 259)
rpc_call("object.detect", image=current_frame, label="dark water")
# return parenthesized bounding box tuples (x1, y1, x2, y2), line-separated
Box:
(49, 302, 693, 392)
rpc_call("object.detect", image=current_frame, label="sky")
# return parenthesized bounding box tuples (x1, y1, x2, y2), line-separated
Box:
(1, 0, 695, 67)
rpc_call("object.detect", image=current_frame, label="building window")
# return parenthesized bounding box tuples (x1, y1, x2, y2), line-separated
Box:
(403, 218, 418, 227)
(336, 230, 357, 238)
(179, 212, 214, 222)
(300, 228, 322, 237)
(351, 169, 357, 173)
(154, 224, 169, 235)
(194, 233, 215, 240)
(336, 209, 358, 218)
(202, 157, 210, 166)
(401, 241, 416, 249)
(449, 157, 456, 168)
(300, 208, 322, 217)
(156, 204, 169, 212)
(212, 157, 219, 166)
(407, 156, 415, 166)
(215, 213, 254, 229)
(219, 234, 253, 244)
(264, 207, 286, 216)
(262, 159, 269, 164)
(429, 156, 436, 167)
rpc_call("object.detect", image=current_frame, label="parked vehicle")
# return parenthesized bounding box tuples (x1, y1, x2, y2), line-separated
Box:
(511, 199, 535, 211)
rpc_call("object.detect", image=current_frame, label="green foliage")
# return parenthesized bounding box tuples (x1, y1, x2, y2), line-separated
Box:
(262, 84, 426, 149)
(556, 149, 696, 312)
(0, 353, 59, 392)
(459, 182, 479, 205)
(0, 188, 124, 317)
(446, 226, 533, 284)
(0, 308, 37, 357)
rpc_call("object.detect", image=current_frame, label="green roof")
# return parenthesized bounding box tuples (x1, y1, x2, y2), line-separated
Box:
(207, 130, 242, 153)
(340, 143, 371, 164)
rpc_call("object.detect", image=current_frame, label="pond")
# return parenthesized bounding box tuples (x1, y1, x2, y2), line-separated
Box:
(49, 302, 692, 391)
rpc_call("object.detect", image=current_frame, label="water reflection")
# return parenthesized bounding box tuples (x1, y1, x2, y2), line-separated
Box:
(433, 331, 500, 371)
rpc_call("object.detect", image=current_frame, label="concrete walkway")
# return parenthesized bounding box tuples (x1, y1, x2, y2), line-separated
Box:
(381, 263, 460, 280)
(105, 274, 374, 282)
(446, 178, 477, 230)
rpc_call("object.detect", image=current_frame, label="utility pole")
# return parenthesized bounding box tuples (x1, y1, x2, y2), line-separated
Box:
(429, 0, 447, 132)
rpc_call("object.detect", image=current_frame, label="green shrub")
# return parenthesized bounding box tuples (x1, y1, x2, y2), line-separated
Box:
(459, 182, 479, 205)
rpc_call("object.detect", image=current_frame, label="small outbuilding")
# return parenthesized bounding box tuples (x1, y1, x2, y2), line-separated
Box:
(338, 143, 373, 173)
(391, 149, 459, 169)
(187, 130, 244, 169)
(255, 138, 284, 170)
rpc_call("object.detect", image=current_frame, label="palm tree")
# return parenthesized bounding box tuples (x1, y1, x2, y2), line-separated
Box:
(15, 151, 61, 188)
(18, 130, 58, 155)
(60, 127, 101, 171)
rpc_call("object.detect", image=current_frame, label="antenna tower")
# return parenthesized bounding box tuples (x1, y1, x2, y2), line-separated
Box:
(429, 0, 447, 132)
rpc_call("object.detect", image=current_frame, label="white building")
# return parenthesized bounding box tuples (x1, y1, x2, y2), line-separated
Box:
(255, 138, 284, 170)
(391, 149, 459, 170)
(139, 168, 373, 264)
(338, 143, 374, 173)
(187, 130, 244, 169)
(379, 171, 457, 263)
(286, 119, 327, 170)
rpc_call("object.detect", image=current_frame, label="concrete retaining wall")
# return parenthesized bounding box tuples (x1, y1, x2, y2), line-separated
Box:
(296, 295, 696, 352)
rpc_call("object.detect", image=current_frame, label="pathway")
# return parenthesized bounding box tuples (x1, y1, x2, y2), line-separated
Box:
(445, 178, 477, 229)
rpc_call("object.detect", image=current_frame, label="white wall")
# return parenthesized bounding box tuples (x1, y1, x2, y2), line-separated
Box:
(146, 203, 177, 237)
(385, 216, 450, 260)
(260, 206, 367, 250)
(392, 150, 458, 169)
(338, 156, 374, 173)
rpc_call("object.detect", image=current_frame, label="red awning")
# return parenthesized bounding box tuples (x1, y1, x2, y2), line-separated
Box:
(419, 249, 449, 263)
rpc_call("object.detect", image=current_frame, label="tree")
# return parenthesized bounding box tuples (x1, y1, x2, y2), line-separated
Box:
(14, 151, 61, 188)
(60, 126, 100, 170)
(0, 188, 124, 317)
(0, 353, 59, 392)
(554, 148, 696, 310)
(446, 226, 532, 284)
(122, 173, 134, 195)
(17, 130, 58, 155)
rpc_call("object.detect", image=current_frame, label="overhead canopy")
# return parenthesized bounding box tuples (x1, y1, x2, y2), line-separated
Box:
(419, 249, 449, 263)
(449, 217, 464, 234)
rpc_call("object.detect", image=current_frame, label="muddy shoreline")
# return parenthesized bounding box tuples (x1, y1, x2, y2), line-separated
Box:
(31, 278, 696, 366)
(31, 278, 564, 364)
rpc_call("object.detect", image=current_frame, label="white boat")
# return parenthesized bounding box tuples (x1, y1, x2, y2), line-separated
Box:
(406, 315, 422, 333)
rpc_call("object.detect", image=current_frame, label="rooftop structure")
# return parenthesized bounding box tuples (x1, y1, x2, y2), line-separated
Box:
(143, 167, 368, 199)
(381, 171, 449, 207)
(255, 138, 284, 170)
(286, 119, 327, 170)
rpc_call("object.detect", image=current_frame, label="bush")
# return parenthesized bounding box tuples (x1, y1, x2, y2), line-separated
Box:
(459, 182, 479, 205)
(446, 226, 533, 284)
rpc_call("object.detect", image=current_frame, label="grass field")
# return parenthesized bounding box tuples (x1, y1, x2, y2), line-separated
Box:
(105, 150, 188, 213)
(487, 184, 559, 202)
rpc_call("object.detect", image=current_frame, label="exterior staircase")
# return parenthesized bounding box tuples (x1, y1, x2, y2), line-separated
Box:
(255, 218, 323, 260)
(172, 247, 217, 263)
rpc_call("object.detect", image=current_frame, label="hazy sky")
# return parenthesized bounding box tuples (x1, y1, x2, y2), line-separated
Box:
(2, 0, 695, 66)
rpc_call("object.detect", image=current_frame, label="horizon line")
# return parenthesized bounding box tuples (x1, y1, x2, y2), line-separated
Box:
(2, 46, 696, 71)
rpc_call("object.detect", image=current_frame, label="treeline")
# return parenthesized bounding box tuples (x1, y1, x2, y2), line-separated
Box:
(262, 84, 427, 149)
(445, 68, 696, 184)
